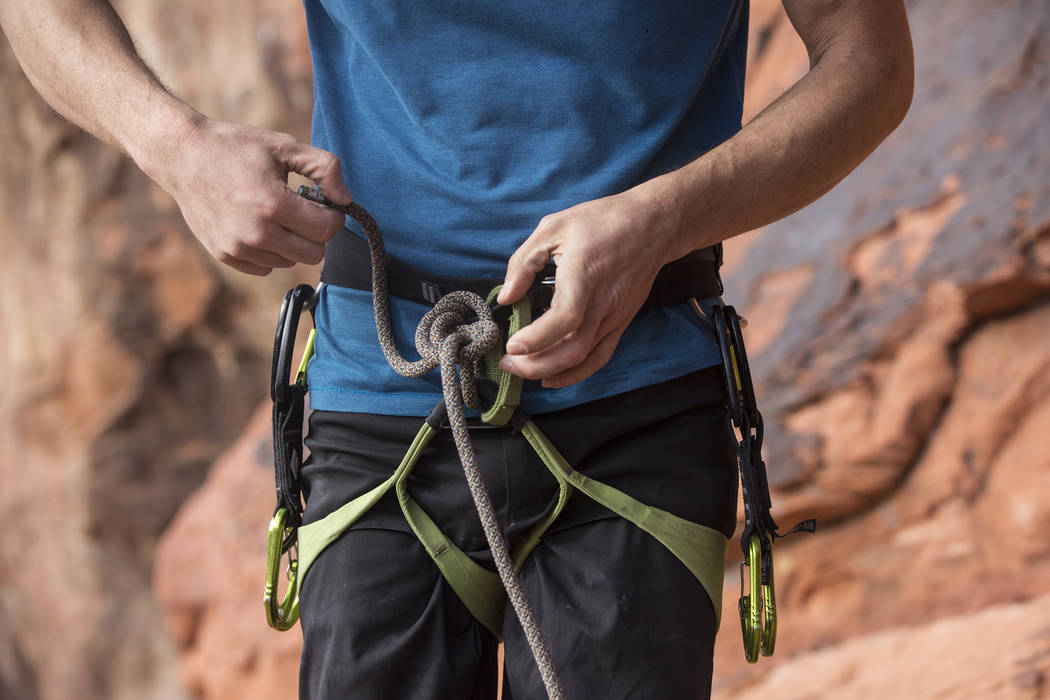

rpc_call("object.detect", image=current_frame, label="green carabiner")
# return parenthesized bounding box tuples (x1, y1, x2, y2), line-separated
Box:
(264, 507, 300, 631)
(739, 533, 776, 662)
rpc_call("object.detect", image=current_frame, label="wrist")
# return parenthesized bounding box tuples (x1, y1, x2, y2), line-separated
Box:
(125, 100, 207, 193)
(630, 174, 691, 262)
(637, 155, 728, 261)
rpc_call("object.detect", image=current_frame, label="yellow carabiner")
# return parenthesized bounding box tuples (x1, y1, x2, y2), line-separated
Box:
(264, 507, 300, 631)
(760, 533, 777, 658)
(739, 533, 777, 662)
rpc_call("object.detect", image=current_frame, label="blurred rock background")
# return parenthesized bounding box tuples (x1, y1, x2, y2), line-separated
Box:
(0, 0, 1047, 698)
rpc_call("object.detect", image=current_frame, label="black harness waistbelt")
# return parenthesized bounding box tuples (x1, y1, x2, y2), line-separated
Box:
(321, 228, 724, 312)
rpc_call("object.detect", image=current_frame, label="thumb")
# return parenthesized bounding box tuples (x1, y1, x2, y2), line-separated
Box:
(277, 140, 353, 205)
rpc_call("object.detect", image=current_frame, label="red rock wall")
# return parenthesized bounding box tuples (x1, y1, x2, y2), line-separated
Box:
(3, 1, 1048, 699)
(0, 2, 316, 698)
(712, 0, 1050, 696)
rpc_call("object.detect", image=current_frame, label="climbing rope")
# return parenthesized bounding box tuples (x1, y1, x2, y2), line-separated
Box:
(298, 186, 565, 699)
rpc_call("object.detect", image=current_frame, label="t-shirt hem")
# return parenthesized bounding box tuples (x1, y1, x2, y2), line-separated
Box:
(307, 351, 721, 417)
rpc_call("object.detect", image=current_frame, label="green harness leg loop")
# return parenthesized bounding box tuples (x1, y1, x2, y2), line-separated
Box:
(296, 422, 431, 586)
(519, 420, 729, 626)
(395, 426, 507, 638)
(296, 421, 508, 638)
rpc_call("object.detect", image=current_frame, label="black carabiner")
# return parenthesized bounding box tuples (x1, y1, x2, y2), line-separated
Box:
(714, 305, 744, 428)
(271, 284, 318, 404)
(725, 306, 760, 427)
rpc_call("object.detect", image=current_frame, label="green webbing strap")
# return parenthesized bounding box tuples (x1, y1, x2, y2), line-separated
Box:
(296, 422, 433, 586)
(480, 287, 530, 427)
(520, 420, 729, 626)
(395, 428, 507, 638)
(511, 470, 572, 572)
(295, 421, 508, 638)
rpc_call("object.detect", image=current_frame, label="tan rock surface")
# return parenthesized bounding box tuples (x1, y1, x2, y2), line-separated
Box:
(0, 1, 316, 698)
(712, 0, 1050, 694)
(725, 594, 1050, 700)
(155, 405, 299, 700)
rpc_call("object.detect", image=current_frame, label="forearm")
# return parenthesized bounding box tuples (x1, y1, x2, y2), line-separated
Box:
(645, 0, 914, 259)
(2, 0, 353, 276)
(0, 0, 201, 187)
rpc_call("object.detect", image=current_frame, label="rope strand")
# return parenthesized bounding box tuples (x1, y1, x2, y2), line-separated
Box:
(306, 190, 564, 699)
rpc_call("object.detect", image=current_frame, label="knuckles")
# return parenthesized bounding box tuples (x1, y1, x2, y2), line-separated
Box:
(324, 213, 345, 241)
(270, 132, 298, 153)
(562, 343, 590, 368)
(555, 304, 586, 330)
(256, 196, 281, 220)
(316, 151, 341, 178)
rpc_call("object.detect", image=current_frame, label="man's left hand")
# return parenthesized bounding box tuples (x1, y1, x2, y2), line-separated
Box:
(496, 187, 682, 388)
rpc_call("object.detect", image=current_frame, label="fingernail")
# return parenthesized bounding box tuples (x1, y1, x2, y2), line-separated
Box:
(541, 379, 558, 389)
(506, 340, 526, 355)
(497, 288, 508, 304)
(499, 357, 516, 373)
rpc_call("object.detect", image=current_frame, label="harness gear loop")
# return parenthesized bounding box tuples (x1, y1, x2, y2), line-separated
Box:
(705, 301, 816, 663)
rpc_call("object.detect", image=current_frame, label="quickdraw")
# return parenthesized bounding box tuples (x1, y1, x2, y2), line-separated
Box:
(264, 283, 318, 631)
(704, 301, 816, 663)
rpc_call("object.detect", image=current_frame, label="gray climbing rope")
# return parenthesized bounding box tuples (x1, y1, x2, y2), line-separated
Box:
(298, 186, 565, 699)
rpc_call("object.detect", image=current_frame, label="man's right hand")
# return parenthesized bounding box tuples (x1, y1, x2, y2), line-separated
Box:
(1, 1, 353, 276)
(160, 119, 352, 276)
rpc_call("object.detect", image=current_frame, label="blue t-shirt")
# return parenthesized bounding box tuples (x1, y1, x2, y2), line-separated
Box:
(303, 0, 748, 416)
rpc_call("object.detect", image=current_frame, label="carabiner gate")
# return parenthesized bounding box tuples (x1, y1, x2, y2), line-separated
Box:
(738, 533, 776, 663)
(265, 507, 301, 630)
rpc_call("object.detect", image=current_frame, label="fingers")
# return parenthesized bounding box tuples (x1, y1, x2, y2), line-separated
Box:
(274, 186, 346, 244)
(221, 256, 276, 276)
(275, 140, 353, 205)
(498, 320, 622, 387)
(215, 222, 324, 270)
(540, 329, 624, 388)
(264, 225, 327, 265)
(504, 263, 590, 356)
(498, 222, 557, 305)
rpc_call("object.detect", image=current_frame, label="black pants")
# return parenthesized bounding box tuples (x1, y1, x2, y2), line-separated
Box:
(298, 366, 738, 699)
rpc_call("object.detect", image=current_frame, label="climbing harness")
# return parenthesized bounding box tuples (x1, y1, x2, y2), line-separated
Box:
(263, 186, 809, 696)
(694, 300, 817, 662)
